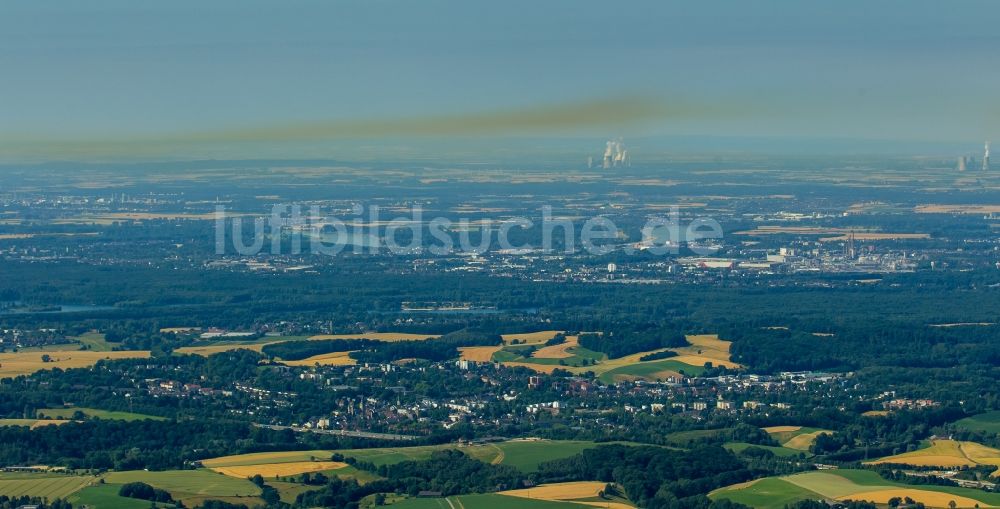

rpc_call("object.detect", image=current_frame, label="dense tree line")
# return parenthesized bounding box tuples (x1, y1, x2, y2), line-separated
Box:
(0, 497, 73, 509)
(260, 329, 501, 363)
(349, 341, 458, 363)
(544, 333, 567, 346)
(870, 465, 959, 487)
(534, 445, 752, 509)
(119, 481, 176, 503)
(196, 501, 249, 509)
(0, 419, 345, 470)
(809, 406, 968, 462)
(0, 349, 266, 422)
(579, 327, 688, 359)
(640, 350, 679, 361)
(261, 339, 382, 360)
(727, 323, 1000, 374)
(296, 450, 527, 507)
(10, 259, 1000, 360)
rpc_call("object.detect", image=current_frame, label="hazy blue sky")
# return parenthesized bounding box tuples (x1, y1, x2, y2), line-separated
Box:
(2, 0, 999, 160)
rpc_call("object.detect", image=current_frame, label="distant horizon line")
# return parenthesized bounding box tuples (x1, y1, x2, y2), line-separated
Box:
(0, 134, 990, 167)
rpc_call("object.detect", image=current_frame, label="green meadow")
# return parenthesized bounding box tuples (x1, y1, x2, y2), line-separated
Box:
(37, 406, 167, 421)
(954, 411, 1000, 434)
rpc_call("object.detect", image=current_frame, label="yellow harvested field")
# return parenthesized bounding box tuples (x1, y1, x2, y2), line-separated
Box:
(671, 334, 742, 369)
(211, 461, 348, 478)
(916, 204, 1000, 214)
(532, 336, 579, 359)
(30, 419, 72, 430)
(959, 442, 1000, 476)
(280, 351, 356, 367)
(306, 333, 435, 341)
(863, 410, 890, 417)
(0, 350, 150, 378)
(558, 333, 738, 379)
(868, 440, 1000, 470)
(585, 334, 738, 374)
(500, 481, 606, 501)
(650, 369, 685, 380)
(577, 502, 634, 509)
(961, 441, 1000, 459)
(596, 349, 670, 369)
(784, 431, 828, 451)
(0, 419, 72, 429)
(672, 354, 737, 368)
(501, 330, 563, 345)
(763, 426, 802, 433)
(764, 426, 831, 450)
(840, 489, 985, 508)
(175, 343, 269, 356)
(459, 346, 503, 362)
(709, 479, 761, 495)
(874, 454, 976, 468)
(501, 362, 561, 374)
(0, 474, 97, 498)
(201, 450, 335, 468)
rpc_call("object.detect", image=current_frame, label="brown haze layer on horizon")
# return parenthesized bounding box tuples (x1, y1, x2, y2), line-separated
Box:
(1, 95, 734, 162)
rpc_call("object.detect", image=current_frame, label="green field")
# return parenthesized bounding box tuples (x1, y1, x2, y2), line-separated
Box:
(335, 444, 498, 467)
(710, 477, 821, 509)
(492, 344, 536, 363)
(388, 493, 590, 508)
(70, 483, 176, 509)
(204, 440, 614, 480)
(492, 440, 602, 472)
(664, 428, 731, 445)
(205, 440, 613, 476)
(270, 480, 322, 504)
(597, 359, 706, 383)
(0, 472, 97, 499)
(37, 407, 166, 421)
(73, 332, 115, 352)
(329, 464, 381, 483)
(713, 469, 1000, 508)
(793, 469, 1000, 504)
(204, 444, 499, 470)
(0, 418, 36, 426)
(724, 442, 806, 458)
(955, 411, 1000, 434)
(102, 469, 261, 499)
(199, 335, 309, 348)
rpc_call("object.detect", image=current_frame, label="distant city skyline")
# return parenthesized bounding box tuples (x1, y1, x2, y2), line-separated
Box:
(3, 0, 999, 161)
